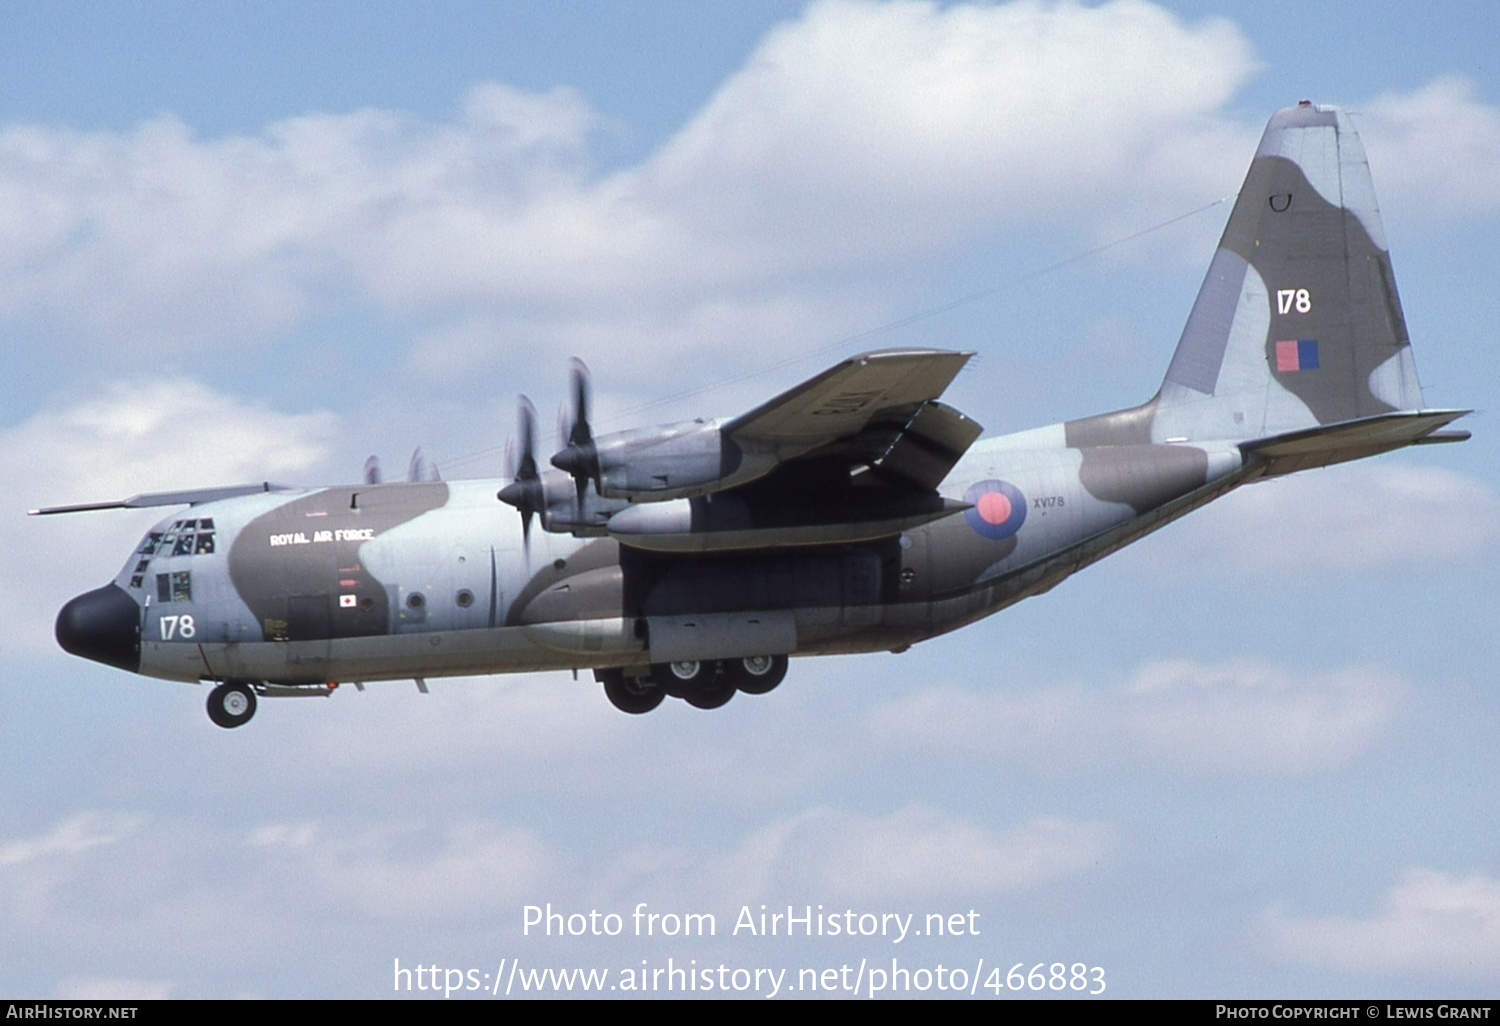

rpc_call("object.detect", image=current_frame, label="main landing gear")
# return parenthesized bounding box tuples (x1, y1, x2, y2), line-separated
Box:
(597, 656, 788, 714)
(206, 682, 257, 729)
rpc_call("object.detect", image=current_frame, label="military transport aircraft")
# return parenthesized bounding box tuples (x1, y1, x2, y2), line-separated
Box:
(35, 103, 1469, 727)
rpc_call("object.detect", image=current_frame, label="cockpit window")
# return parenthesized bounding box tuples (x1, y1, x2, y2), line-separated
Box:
(137, 525, 217, 560)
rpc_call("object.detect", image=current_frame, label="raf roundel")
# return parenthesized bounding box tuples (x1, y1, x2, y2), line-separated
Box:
(963, 479, 1027, 540)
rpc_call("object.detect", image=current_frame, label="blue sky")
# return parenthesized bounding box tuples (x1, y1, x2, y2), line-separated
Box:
(2, 0, 1498, 999)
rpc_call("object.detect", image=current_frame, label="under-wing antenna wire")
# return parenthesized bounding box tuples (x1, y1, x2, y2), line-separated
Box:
(434, 194, 1235, 474)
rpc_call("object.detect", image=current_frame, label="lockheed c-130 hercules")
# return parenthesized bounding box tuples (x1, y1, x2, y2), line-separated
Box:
(36, 103, 1469, 727)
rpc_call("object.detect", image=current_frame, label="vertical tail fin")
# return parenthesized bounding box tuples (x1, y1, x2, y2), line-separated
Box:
(1064, 103, 1465, 471)
(1154, 101, 1425, 442)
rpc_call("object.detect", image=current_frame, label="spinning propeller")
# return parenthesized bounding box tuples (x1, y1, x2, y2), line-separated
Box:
(362, 449, 439, 485)
(497, 397, 544, 549)
(551, 357, 601, 509)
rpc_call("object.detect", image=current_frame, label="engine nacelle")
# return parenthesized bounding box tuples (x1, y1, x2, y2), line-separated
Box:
(535, 473, 628, 536)
(554, 420, 779, 502)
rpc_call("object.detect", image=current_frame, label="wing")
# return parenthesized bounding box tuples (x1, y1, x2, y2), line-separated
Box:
(727, 348, 972, 445)
(603, 349, 983, 552)
(29, 482, 288, 516)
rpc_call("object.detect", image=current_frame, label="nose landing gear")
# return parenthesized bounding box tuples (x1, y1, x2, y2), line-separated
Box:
(206, 682, 257, 729)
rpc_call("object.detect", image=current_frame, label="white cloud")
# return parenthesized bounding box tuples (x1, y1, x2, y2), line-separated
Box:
(1360, 76, 1500, 221)
(0, 800, 1109, 997)
(1149, 462, 1499, 577)
(254, 819, 562, 920)
(645, 0, 1259, 255)
(0, 83, 601, 347)
(4, 2, 1494, 398)
(1265, 868, 1500, 979)
(678, 806, 1114, 906)
(0, 812, 142, 930)
(0, 811, 139, 867)
(0, 807, 572, 993)
(1124, 659, 1400, 774)
(866, 658, 1403, 775)
(15, 379, 334, 499)
(0, 1, 1264, 382)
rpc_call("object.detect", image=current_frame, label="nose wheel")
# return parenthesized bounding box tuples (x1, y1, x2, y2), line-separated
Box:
(207, 682, 257, 729)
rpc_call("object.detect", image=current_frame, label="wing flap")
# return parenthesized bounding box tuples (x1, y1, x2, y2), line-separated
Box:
(869, 400, 984, 490)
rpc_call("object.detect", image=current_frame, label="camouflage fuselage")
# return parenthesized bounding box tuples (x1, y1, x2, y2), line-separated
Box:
(116, 427, 1246, 688)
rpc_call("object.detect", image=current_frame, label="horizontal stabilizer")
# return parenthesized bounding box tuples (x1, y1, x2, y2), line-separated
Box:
(1241, 409, 1470, 477)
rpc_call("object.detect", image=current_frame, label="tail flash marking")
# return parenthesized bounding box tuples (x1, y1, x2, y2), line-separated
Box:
(1274, 340, 1320, 373)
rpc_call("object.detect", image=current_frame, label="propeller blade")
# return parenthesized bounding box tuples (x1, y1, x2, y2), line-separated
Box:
(363, 455, 382, 485)
(553, 357, 600, 508)
(517, 397, 538, 481)
(497, 397, 543, 555)
(567, 357, 592, 448)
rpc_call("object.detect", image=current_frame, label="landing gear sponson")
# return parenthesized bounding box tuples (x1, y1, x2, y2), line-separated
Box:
(597, 656, 788, 714)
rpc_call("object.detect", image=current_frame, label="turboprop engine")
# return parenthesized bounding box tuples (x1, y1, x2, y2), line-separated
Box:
(552, 419, 783, 503)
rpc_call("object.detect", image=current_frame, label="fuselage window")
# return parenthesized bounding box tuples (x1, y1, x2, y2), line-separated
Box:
(156, 574, 171, 603)
(138, 532, 163, 556)
(194, 532, 216, 555)
(172, 535, 194, 557)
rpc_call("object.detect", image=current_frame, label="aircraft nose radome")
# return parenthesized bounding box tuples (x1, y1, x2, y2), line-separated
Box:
(56, 584, 141, 673)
